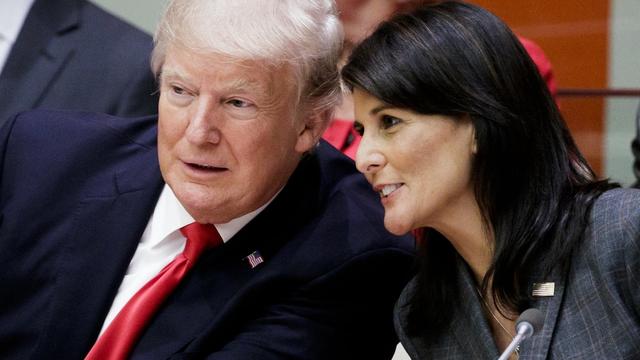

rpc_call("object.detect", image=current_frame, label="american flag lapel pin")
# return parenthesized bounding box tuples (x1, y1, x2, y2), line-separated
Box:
(532, 282, 555, 297)
(245, 250, 264, 269)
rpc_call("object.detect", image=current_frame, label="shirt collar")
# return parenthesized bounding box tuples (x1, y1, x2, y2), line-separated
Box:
(0, 0, 36, 42)
(147, 184, 277, 247)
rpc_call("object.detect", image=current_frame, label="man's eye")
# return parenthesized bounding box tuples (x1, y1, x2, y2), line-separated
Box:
(353, 121, 364, 136)
(227, 99, 252, 108)
(381, 115, 401, 130)
(172, 86, 186, 95)
(225, 98, 258, 120)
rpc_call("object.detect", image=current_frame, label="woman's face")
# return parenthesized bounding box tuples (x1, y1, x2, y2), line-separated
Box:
(353, 88, 477, 235)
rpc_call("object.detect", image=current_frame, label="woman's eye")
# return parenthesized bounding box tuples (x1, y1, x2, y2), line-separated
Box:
(353, 121, 364, 136)
(381, 115, 401, 130)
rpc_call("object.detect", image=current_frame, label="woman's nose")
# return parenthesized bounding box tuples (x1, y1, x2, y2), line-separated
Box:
(355, 137, 385, 175)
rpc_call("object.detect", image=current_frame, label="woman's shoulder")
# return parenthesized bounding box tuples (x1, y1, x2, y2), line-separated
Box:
(590, 188, 640, 234)
(583, 188, 640, 267)
(593, 187, 640, 207)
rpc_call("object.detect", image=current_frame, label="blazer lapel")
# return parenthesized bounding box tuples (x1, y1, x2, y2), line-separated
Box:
(31, 150, 164, 359)
(197, 148, 322, 330)
(450, 257, 500, 359)
(131, 238, 273, 358)
(451, 257, 570, 360)
(519, 266, 569, 359)
(0, 0, 80, 123)
(132, 153, 322, 358)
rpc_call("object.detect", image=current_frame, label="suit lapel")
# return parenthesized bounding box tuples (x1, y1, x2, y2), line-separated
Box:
(450, 257, 500, 359)
(197, 149, 321, 327)
(132, 153, 322, 358)
(32, 149, 164, 359)
(0, 0, 81, 123)
(519, 266, 569, 359)
(131, 236, 274, 358)
(450, 256, 570, 360)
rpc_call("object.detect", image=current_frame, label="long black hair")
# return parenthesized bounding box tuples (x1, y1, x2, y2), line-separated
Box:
(342, 1, 617, 338)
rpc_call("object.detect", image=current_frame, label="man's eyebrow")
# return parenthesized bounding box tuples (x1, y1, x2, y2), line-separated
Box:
(161, 69, 266, 90)
(159, 68, 192, 83)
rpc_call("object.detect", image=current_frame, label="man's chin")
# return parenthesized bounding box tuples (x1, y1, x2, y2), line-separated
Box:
(172, 189, 231, 223)
(184, 205, 236, 225)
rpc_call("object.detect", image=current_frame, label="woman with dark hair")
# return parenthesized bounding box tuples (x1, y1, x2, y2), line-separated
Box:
(342, 1, 640, 359)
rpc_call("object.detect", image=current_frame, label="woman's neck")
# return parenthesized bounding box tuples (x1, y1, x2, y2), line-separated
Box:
(431, 192, 493, 284)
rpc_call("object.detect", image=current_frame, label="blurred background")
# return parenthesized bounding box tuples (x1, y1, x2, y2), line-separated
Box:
(94, 0, 640, 186)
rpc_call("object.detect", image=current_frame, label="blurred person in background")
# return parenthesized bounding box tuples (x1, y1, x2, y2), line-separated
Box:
(0, 0, 157, 126)
(324, 0, 424, 158)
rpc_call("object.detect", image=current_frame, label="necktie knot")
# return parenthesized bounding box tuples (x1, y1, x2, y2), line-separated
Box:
(180, 222, 223, 261)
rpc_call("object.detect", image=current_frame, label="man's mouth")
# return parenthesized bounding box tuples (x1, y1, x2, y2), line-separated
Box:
(187, 162, 227, 172)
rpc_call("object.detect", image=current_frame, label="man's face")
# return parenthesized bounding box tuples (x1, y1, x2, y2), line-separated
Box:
(157, 46, 316, 224)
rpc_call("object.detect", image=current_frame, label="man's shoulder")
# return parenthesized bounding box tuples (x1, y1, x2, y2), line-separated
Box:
(298, 140, 415, 256)
(0, 109, 161, 222)
(7, 109, 157, 148)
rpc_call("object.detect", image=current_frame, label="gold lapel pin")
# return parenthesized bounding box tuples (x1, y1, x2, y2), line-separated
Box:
(532, 282, 555, 297)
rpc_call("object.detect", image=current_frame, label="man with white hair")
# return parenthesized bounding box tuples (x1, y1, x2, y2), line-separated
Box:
(0, 0, 414, 359)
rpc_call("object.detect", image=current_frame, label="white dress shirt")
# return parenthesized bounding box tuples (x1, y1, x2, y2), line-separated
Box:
(0, 0, 35, 73)
(99, 184, 275, 335)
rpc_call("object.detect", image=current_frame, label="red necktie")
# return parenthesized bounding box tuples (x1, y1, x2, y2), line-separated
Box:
(85, 222, 222, 360)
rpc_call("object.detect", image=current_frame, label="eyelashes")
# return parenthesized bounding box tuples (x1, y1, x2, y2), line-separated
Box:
(353, 115, 402, 136)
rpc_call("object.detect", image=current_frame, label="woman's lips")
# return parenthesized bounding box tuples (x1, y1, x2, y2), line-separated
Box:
(380, 184, 401, 197)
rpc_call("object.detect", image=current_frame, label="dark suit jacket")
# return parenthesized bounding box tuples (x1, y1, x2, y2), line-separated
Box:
(0, 110, 416, 359)
(0, 0, 158, 126)
(395, 188, 640, 359)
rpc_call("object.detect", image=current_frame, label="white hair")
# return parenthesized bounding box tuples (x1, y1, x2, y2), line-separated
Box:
(152, 0, 343, 123)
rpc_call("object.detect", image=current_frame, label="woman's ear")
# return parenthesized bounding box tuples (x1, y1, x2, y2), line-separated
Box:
(465, 115, 478, 155)
(472, 128, 478, 154)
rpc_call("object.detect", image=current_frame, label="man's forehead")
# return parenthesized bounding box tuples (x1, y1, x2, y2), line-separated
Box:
(161, 57, 284, 94)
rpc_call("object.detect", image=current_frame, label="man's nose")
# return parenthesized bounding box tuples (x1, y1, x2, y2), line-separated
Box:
(185, 100, 221, 145)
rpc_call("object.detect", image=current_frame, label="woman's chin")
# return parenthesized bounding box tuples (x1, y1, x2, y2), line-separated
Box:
(384, 216, 413, 236)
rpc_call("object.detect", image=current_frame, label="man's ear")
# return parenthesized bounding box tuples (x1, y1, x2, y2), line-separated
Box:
(295, 111, 329, 153)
